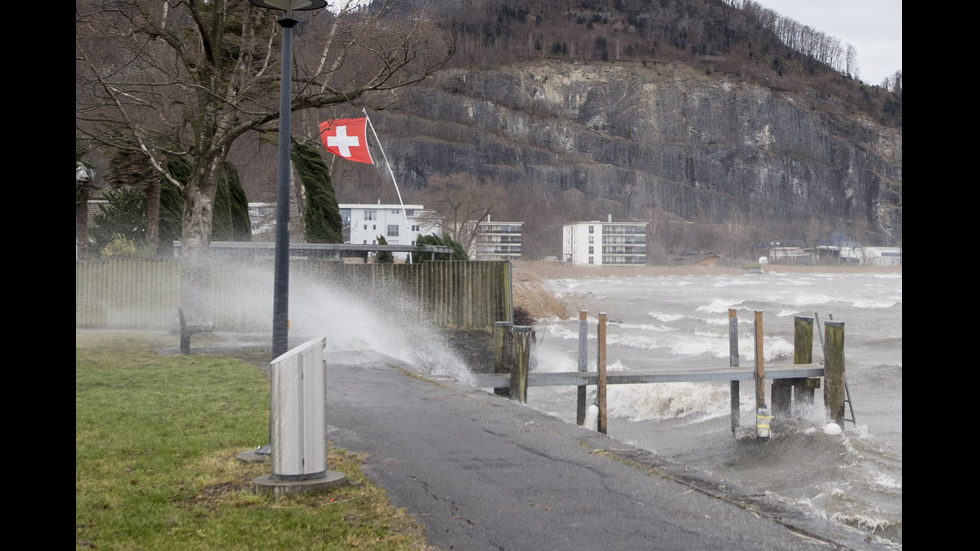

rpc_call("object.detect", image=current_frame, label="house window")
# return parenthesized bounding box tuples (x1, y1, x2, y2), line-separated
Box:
(588, 225, 594, 234)
(387, 225, 399, 237)
(363, 225, 367, 230)
(588, 256, 594, 264)
(364, 210, 376, 220)
(411, 225, 420, 232)
(589, 235, 594, 244)
(588, 246, 594, 254)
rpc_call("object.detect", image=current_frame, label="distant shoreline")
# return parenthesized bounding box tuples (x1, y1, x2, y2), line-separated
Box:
(511, 259, 902, 281)
(509, 260, 901, 321)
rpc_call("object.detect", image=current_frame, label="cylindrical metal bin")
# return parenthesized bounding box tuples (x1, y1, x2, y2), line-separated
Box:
(269, 337, 327, 480)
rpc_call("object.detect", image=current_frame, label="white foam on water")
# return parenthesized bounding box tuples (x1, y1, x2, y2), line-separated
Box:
(533, 270, 901, 546)
(607, 382, 731, 422)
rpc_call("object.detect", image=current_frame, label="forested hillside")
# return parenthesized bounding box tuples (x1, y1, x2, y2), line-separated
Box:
(302, 0, 902, 259)
(77, 0, 901, 263)
(415, 0, 900, 125)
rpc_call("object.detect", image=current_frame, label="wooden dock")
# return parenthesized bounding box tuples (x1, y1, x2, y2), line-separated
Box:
(469, 365, 825, 389)
(484, 310, 846, 440)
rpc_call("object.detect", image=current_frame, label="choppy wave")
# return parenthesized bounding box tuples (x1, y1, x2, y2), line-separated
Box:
(697, 298, 744, 314)
(607, 382, 731, 421)
(647, 311, 684, 323)
(530, 271, 901, 546)
(852, 299, 898, 309)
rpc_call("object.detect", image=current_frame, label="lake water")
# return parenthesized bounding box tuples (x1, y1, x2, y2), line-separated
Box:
(297, 267, 901, 546)
(523, 271, 902, 545)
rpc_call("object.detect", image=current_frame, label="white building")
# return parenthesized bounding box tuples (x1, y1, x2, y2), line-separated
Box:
(562, 218, 648, 266)
(841, 246, 902, 266)
(340, 203, 441, 258)
(473, 218, 523, 261)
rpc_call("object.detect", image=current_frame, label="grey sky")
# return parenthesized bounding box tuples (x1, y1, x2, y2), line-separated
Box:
(750, 0, 902, 86)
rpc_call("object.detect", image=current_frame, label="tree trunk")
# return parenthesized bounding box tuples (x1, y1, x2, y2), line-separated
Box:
(146, 179, 161, 255)
(178, 157, 221, 324)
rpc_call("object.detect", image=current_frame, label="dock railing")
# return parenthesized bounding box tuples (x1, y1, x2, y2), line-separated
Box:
(475, 311, 845, 439)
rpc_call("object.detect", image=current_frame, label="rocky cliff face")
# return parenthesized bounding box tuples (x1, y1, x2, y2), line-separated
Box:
(355, 60, 901, 251)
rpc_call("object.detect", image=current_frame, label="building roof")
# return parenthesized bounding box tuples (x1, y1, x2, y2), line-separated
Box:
(673, 252, 720, 265)
(340, 203, 424, 210)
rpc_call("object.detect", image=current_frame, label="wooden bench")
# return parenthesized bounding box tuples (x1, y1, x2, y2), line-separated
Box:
(178, 308, 213, 354)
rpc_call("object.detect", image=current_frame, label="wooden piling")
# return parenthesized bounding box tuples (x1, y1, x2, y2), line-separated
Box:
(772, 380, 792, 416)
(823, 320, 846, 426)
(772, 317, 797, 416)
(597, 312, 608, 435)
(510, 326, 533, 403)
(576, 310, 589, 426)
(753, 311, 765, 409)
(493, 321, 513, 397)
(792, 316, 819, 407)
(729, 309, 740, 434)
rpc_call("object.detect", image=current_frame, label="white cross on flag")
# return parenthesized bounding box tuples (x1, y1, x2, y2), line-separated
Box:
(319, 118, 374, 165)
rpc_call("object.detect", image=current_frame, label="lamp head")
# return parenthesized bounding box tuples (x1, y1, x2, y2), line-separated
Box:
(249, 1, 328, 14)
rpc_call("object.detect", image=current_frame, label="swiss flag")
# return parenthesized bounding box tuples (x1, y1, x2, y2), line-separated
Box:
(319, 118, 374, 165)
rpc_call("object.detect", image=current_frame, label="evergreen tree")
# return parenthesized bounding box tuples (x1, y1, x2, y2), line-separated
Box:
(375, 235, 394, 263)
(291, 139, 343, 243)
(163, 156, 251, 249)
(158, 179, 184, 253)
(90, 187, 148, 256)
(211, 160, 251, 242)
(412, 233, 468, 263)
(160, 158, 191, 253)
(107, 146, 162, 253)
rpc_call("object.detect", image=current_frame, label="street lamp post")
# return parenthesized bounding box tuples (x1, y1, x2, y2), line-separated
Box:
(249, 1, 327, 360)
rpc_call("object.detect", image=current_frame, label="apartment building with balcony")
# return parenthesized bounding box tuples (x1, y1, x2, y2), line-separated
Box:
(472, 219, 523, 261)
(562, 218, 648, 266)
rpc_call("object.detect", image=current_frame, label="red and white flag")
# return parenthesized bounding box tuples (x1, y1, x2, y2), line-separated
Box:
(319, 118, 374, 165)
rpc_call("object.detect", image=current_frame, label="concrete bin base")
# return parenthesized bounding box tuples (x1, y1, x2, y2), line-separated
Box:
(253, 471, 347, 499)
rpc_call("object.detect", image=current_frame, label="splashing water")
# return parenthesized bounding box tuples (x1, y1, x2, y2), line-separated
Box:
(527, 271, 901, 545)
(200, 262, 474, 383)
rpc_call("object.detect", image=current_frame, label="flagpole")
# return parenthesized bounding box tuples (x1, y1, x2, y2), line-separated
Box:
(363, 108, 413, 263)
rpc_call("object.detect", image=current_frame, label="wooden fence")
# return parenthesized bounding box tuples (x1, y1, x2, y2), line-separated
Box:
(76, 259, 514, 331)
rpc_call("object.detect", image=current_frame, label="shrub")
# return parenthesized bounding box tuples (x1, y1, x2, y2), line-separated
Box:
(101, 234, 140, 258)
(513, 305, 536, 326)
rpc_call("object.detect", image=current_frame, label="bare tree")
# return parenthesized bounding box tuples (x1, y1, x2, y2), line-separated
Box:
(646, 209, 684, 265)
(409, 172, 507, 255)
(845, 44, 858, 79)
(719, 205, 751, 266)
(76, 0, 455, 270)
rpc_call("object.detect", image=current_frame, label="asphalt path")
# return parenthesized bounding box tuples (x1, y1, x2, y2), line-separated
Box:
(323, 351, 898, 551)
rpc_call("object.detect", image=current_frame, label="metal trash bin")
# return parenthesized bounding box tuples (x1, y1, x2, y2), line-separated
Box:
(269, 337, 327, 480)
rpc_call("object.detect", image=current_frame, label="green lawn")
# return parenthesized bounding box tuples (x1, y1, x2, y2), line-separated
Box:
(76, 333, 435, 550)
